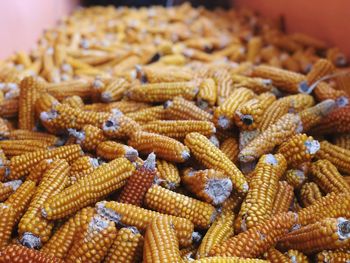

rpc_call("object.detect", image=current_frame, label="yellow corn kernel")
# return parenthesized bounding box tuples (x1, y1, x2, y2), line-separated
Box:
(182, 168, 232, 205)
(96, 201, 195, 247)
(231, 75, 273, 94)
(101, 77, 129, 102)
(185, 132, 248, 194)
(334, 134, 350, 150)
(129, 131, 190, 163)
(214, 87, 255, 129)
(126, 105, 166, 123)
(96, 140, 138, 162)
(104, 227, 144, 263)
(265, 248, 290, 263)
(18, 159, 69, 247)
(138, 65, 193, 83)
(310, 159, 350, 194)
(0, 139, 51, 157)
(306, 59, 335, 85)
(299, 182, 323, 207)
(8, 129, 59, 145)
(220, 137, 239, 164)
(0, 203, 16, 249)
(68, 124, 106, 152)
(286, 250, 310, 263)
(197, 78, 217, 108)
(316, 250, 350, 263)
(279, 217, 350, 254)
(69, 156, 99, 184)
(8, 144, 83, 180)
(236, 154, 287, 231)
(156, 159, 180, 189)
(61, 95, 85, 108)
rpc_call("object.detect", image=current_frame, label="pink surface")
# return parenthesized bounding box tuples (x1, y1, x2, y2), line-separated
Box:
(0, 0, 78, 59)
(234, 0, 350, 57)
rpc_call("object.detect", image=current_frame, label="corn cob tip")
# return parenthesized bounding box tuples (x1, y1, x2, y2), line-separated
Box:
(93, 78, 104, 89)
(305, 139, 320, 154)
(67, 128, 85, 143)
(192, 231, 202, 243)
(241, 114, 254, 126)
(298, 81, 310, 93)
(88, 214, 111, 232)
(4, 180, 22, 191)
(209, 135, 220, 148)
(205, 178, 233, 205)
(163, 100, 172, 109)
(143, 152, 156, 170)
(102, 111, 123, 133)
(336, 96, 349, 107)
(124, 146, 139, 162)
(101, 91, 113, 103)
(217, 116, 232, 130)
(20, 232, 41, 249)
(40, 109, 58, 122)
(96, 201, 121, 224)
(182, 150, 191, 161)
(337, 217, 350, 240)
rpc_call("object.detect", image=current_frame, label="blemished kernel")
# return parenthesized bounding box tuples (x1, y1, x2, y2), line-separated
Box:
(0, 3, 348, 262)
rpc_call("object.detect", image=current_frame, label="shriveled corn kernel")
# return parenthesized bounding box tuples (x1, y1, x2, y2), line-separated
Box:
(126, 105, 166, 123)
(61, 95, 84, 108)
(96, 140, 138, 162)
(0, 139, 51, 157)
(197, 78, 217, 108)
(69, 156, 99, 184)
(300, 182, 323, 207)
(220, 137, 239, 164)
(272, 181, 294, 215)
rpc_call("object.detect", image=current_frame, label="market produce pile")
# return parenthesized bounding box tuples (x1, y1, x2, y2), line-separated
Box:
(0, 3, 350, 262)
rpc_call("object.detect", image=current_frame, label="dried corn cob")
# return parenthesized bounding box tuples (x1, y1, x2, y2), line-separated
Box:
(197, 78, 217, 108)
(214, 87, 255, 129)
(286, 250, 310, 263)
(68, 124, 106, 152)
(214, 70, 235, 106)
(316, 141, 350, 174)
(278, 134, 319, 168)
(236, 154, 287, 231)
(46, 79, 92, 100)
(0, 139, 51, 157)
(220, 137, 239, 164)
(231, 75, 273, 94)
(61, 95, 84, 108)
(0, 117, 10, 137)
(145, 184, 216, 228)
(234, 92, 276, 131)
(0, 99, 19, 118)
(272, 181, 294, 215)
(8, 144, 83, 180)
(96, 140, 138, 161)
(185, 132, 248, 193)
(265, 248, 290, 263)
(310, 159, 350, 194)
(96, 201, 195, 247)
(209, 212, 298, 258)
(284, 169, 308, 189)
(0, 244, 64, 263)
(101, 77, 129, 102)
(7, 129, 59, 145)
(239, 113, 302, 163)
(299, 182, 323, 207)
(35, 93, 59, 118)
(128, 131, 190, 163)
(191, 257, 269, 263)
(43, 157, 134, 220)
(69, 156, 99, 184)
(306, 59, 335, 85)
(138, 65, 193, 83)
(182, 168, 232, 205)
(156, 159, 181, 189)
(279, 217, 350, 254)
(290, 33, 327, 49)
(180, 244, 198, 260)
(143, 216, 183, 263)
(126, 105, 166, 123)
(0, 180, 22, 201)
(313, 106, 350, 134)
(118, 153, 156, 206)
(313, 82, 348, 102)
(26, 159, 52, 184)
(247, 36, 262, 63)
(334, 134, 350, 150)
(316, 250, 350, 263)
(0, 203, 16, 249)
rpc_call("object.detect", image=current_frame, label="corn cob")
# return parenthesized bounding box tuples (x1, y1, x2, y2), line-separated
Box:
(165, 96, 213, 121)
(142, 120, 215, 140)
(310, 159, 350, 194)
(315, 141, 350, 174)
(26, 159, 52, 184)
(191, 257, 269, 263)
(236, 154, 287, 231)
(0, 149, 8, 182)
(145, 184, 216, 228)
(7, 129, 59, 145)
(101, 77, 129, 102)
(0, 139, 52, 157)
(213, 88, 255, 129)
(272, 181, 294, 215)
(0, 98, 19, 118)
(84, 100, 150, 114)
(105, 227, 144, 263)
(68, 124, 106, 152)
(96, 140, 138, 161)
(0, 244, 64, 263)
(297, 192, 350, 225)
(0, 203, 16, 249)
(182, 168, 232, 205)
(286, 250, 310, 263)
(313, 82, 348, 102)
(69, 156, 99, 184)
(239, 113, 302, 162)
(246, 36, 262, 63)
(0, 180, 22, 201)
(35, 93, 59, 118)
(61, 95, 84, 108)
(313, 106, 350, 134)
(316, 250, 350, 263)
(299, 182, 323, 207)
(306, 59, 335, 85)
(143, 216, 183, 263)
(96, 201, 195, 247)
(8, 144, 83, 180)
(214, 70, 235, 106)
(265, 248, 291, 263)
(138, 65, 193, 83)
(231, 75, 274, 94)
(220, 137, 239, 164)
(118, 153, 156, 206)
(279, 217, 350, 254)
(197, 78, 217, 108)
(284, 168, 308, 189)
(180, 244, 198, 260)
(66, 214, 117, 263)
(234, 92, 276, 131)
(128, 82, 198, 103)
(126, 105, 166, 123)
(128, 131, 190, 163)
(209, 212, 298, 258)
(18, 160, 69, 248)
(327, 47, 348, 66)
(334, 134, 350, 150)
(46, 79, 92, 100)
(43, 157, 134, 220)
(18, 76, 46, 130)
(156, 159, 181, 189)
(185, 132, 248, 193)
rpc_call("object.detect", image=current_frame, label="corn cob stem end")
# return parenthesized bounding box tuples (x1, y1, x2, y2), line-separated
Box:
(20, 232, 41, 249)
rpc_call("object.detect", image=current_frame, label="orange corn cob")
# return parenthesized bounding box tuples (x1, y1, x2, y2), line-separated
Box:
(299, 182, 323, 207)
(164, 96, 213, 122)
(138, 65, 193, 83)
(220, 137, 239, 164)
(69, 156, 99, 184)
(334, 134, 350, 150)
(235, 154, 287, 231)
(290, 33, 327, 49)
(316, 250, 350, 263)
(128, 82, 198, 103)
(7, 129, 59, 145)
(128, 131, 190, 163)
(234, 92, 276, 131)
(35, 93, 59, 119)
(246, 36, 262, 63)
(0, 180, 22, 201)
(197, 78, 217, 108)
(0, 203, 16, 249)
(68, 124, 106, 151)
(316, 141, 350, 174)
(191, 257, 269, 263)
(279, 217, 350, 254)
(101, 77, 129, 102)
(46, 79, 93, 100)
(0, 98, 18, 118)
(284, 169, 308, 189)
(239, 113, 302, 163)
(306, 59, 335, 85)
(143, 216, 183, 263)
(209, 212, 298, 258)
(286, 250, 310, 263)
(43, 157, 134, 220)
(0, 149, 8, 182)
(142, 120, 215, 140)
(0, 244, 64, 263)
(313, 106, 350, 134)
(310, 159, 350, 194)
(84, 100, 150, 114)
(118, 153, 157, 206)
(327, 47, 348, 66)
(213, 87, 255, 129)
(185, 132, 248, 194)
(313, 82, 347, 102)
(0, 139, 51, 157)
(8, 144, 83, 180)
(272, 181, 294, 215)
(26, 159, 52, 184)
(104, 227, 144, 263)
(156, 159, 181, 189)
(96, 140, 138, 161)
(61, 95, 85, 108)
(182, 168, 232, 205)
(265, 248, 290, 263)
(65, 214, 117, 263)
(145, 184, 217, 228)
(126, 105, 166, 123)
(96, 201, 195, 247)
(18, 159, 69, 248)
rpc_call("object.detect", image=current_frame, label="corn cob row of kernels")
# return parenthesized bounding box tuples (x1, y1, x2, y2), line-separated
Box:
(126, 105, 166, 123)
(272, 181, 295, 215)
(0, 139, 52, 157)
(156, 159, 181, 189)
(265, 248, 291, 263)
(7, 129, 59, 145)
(96, 140, 138, 161)
(333, 133, 350, 150)
(299, 182, 323, 207)
(69, 156, 99, 184)
(219, 137, 240, 164)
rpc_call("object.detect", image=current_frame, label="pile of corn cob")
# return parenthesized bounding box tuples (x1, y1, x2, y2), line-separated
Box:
(0, 3, 350, 262)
